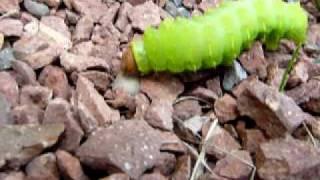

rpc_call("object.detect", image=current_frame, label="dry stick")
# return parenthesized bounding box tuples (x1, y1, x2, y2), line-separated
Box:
(302, 121, 318, 148)
(173, 96, 212, 106)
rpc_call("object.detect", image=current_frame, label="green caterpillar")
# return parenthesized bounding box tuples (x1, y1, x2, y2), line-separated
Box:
(121, 0, 308, 75)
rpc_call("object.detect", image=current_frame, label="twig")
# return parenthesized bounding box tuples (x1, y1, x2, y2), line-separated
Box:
(302, 121, 318, 148)
(173, 96, 211, 106)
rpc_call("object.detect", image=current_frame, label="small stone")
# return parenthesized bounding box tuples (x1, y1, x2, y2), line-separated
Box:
(23, 19, 40, 36)
(105, 89, 136, 112)
(115, 2, 132, 32)
(127, 0, 149, 5)
(0, 72, 18, 106)
(287, 60, 309, 88)
(56, 150, 89, 180)
(173, 99, 202, 120)
(0, 171, 25, 180)
(154, 152, 176, 176)
(0, 94, 10, 124)
(0, 33, 3, 49)
(73, 16, 94, 43)
(177, 7, 191, 17)
(165, 1, 178, 17)
(10, 105, 43, 124)
(198, 0, 221, 12)
(128, 1, 161, 31)
(70, 0, 109, 22)
(0, 123, 64, 169)
(189, 87, 219, 101)
(184, 115, 208, 135)
(99, 2, 120, 26)
(206, 77, 223, 98)
(11, 60, 37, 86)
(134, 93, 151, 120)
(159, 131, 187, 153)
(256, 136, 320, 179)
(25, 153, 59, 180)
(66, 9, 80, 24)
(39, 65, 70, 99)
(76, 120, 162, 179)
(266, 63, 285, 89)
(214, 94, 239, 123)
(20, 85, 53, 109)
(0, 19, 23, 37)
(0, 0, 19, 14)
(140, 173, 167, 180)
(38, 0, 61, 7)
(145, 100, 174, 131)
(78, 71, 112, 92)
(100, 173, 130, 180)
(223, 61, 248, 91)
(172, 155, 191, 180)
(112, 72, 140, 96)
(238, 129, 267, 153)
(231, 75, 258, 98)
(0, 48, 15, 70)
(183, 0, 196, 9)
(24, 0, 50, 17)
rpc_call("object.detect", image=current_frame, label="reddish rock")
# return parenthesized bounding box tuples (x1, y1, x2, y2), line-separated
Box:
(238, 129, 267, 153)
(237, 79, 308, 137)
(206, 125, 241, 159)
(183, 0, 196, 8)
(91, 40, 119, 64)
(232, 75, 258, 98)
(71, 41, 94, 56)
(99, 2, 120, 26)
(214, 94, 239, 123)
(25, 153, 59, 180)
(140, 173, 167, 180)
(213, 150, 253, 180)
(256, 136, 320, 179)
(75, 76, 119, 133)
(171, 155, 191, 180)
(56, 150, 88, 180)
(73, 16, 94, 43)
(0, 18, 23, 37)
(10, 105, 43, 124)
(115, 2, 132, 32)
(173, 99, 202, 120)
(128, 1, 161, 31)
(307, 24, 320, 47)
(145, 100, 174, 131)
(206, 77, 223, 98)
(287, 60, 309, 88)
(189, 87, 219, 102)
(44, 98, 84, 151)
(105, 89, 136, 112)
(154, 152, 176, 176)
(11, 60, 38, 86)
(76, 120, 162, 179)
(79, 71, 112, 92)
(91, 23, 120, 45)
(20, 85, 53, 109)
(239, 42, 268, 79)
(134, 93, 151, 119)
(70, 0, 109, 22)
(159, 132, 187, 153)
(0, 171, 25, 180)
(0, 72, 19, 106)
(100, 173, 130, 180)
(39, 65, 70, 100)
(0, 0, 19, 14)
(266, 63, 285, 89)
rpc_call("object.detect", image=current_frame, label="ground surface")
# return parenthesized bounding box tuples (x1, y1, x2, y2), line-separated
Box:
(0, 0, 320, 180)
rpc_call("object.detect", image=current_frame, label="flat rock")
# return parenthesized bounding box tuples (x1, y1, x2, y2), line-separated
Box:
(76, 120, 162, 179)
(79, 71, 112, 92)
(10, 105, 43, 124)
(25, 153, 59, 180)
(0, 0, 19, 14)
(128, 1, 161, 31)
(256, 136, 320, 179)
(0, 72, 19, 106)
(214, 94, 239, 123)
(70, 0, 109, 22)
(11, 60, 38, 86)
(223, 61, 248, 91)
(75, 76, 119, 134)
(39, 65, 70, 99)
(56, 150, 88, 180)
(145, 100, 174, 131)
(44, 98, 84, 151)
(0, 123, 64, 169)
(20, 85, 53, 109)
(0, 18, 23, 37)
(237, 79, 309, 137)
(24, 0, 50, 17)
(73, 16, 94, 43)
(173, 99, 202, 120)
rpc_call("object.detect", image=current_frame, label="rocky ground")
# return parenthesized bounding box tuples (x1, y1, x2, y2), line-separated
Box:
(0, 0, 320, 179)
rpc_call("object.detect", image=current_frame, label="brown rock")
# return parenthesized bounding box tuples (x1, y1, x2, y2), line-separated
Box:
(73, 16, 94, 43)
(20, 85, 53, 109)
(128, 1, 161, 31)
(238, 129, 267, 153)
(100, 173, 130, 180)
(256, 136, 320, 179)
(105, 89, 136, 112)
(173, 99, 202, 120)
(172, 155, 191, 180)
(44, 98, 84, 151)
(206, 77, 223, 98)
(0, 171, 25, 180)
(10, 105, 43, 124)
(75, 76, 119, 133)
(0, 18, 23, 37)
(60, 52, 110, 72)
(239, 42, 268, 79)
(76, 120, 162, 179)
(145, 100, 174, 131)
(307, 24, 320, 47)
(71, 41, 94, 56)
(214, 150, 253, 180)
(70, 0, 109, 22)
(214, 94, 239, 123)
(0, 123, 64, 169)
(183, 0, 196, 9)
(189, 87, 218, 102)
(39, 65, 70, 100)
(99, 2, 120, 26)
(140, 173, 168, 180)
(0, 0, 19, 14)
(56, 150, 88, 180)
(0, 72, 19, 106)
(79, 71, 112, 92)
(237, 79, 308, 137)
(231, 75, 258, 98)
(206, 125, 241, 159)
(266, 63, 285, 89)
(154, 152, 176, 176)
(287, 60, 309, 88)
(115, 2, 132, 32)
(91, 40, 119, 63)
(159, 132, 187, 153)
(134, 93, 151, 119)
(11, 60, 38, 86)
(91, 23, 120, 45)
(25, 153, 59, 180)
(0, 33, 3, 49)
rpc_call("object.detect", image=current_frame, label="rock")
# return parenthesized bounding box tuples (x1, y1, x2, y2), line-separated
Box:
(165, 1, 179, 17)
(38, 0, 61, 7)
(0, 0, 19, 14)
(183, 0, 196, 9)
(266, 63, 285, 89)
(134, 93, 151, 120)
(112, 73, 140, 96)
(23, 19, 40, 36)
(10, 105, 43, 124)
(11, 60, 37, 86)
(231, 75, 258, 98)
(206, 77, 223, 98)
(177, 7, 190, 17)
(237, 79, 309, 137)
(0, 123, 64, 169)
(127, 0, 149, 6)
(239, 42, 268, 79)
(184, 115, 208, 135)
(66, 9, 80, 24)
(238, 129, 267, 154)
(171, 155, 191, 180)
(39, 65, 70, 99)
(128, 1, 161, 31)
(75, 76, 119, 133)
(206, 125, 241, 159)
(223, 61, 248, 91)
(70, 0, 109, 22)
(141, 74, 184, 103)
(25, 153, 59, 180)
(99, 2, 120, 26)
(214, 94, 239, 123)
(56, 150, 88, 180)
(256, 136, 320, 179)
(71, 41, 94, 56)
(20, 85, 53, 109)
(140, 173, 167, 180)
(60, 52, 110, 72)
(115, 2, 132, 32)
(198, 0, 222, 12)
(154, 152, 176, 176)
(189, 87, 218, 102)
(214, 150, 253, 180)
(145, 100, 174, 131)
(171, 0, 182, 6)
(287, 60, 309, 88)
(105, 89, 136, 113)
(0, 33, 3, 49)
(73, 16, 94, 43)
(307, 24, 320, 48)
(91, 23, 120, 45)
(173, 99, 202, 120)
(0, 94, 10, 124)
(0, 171, 25, 180)
(0, 48, 15, 70)
(77, 71, 112, 92)
(100, 173, 130, 180)
(76, 120, 162, 179)
(159, 131, 187, 153)
(0, 19, 23, 37)
(44, 98, 84, 151)
(0, 72, 18, 106)
(24, 0, 50, 17)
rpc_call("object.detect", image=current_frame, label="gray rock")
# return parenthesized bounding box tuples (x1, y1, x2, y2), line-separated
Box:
(223, 61, 248, 91)
(171, 0, 182, 6)
(177, 7, 190, 17)
(0, 48, 15, 70)
(0, 93, 10, 125)
(165, 1, 178, 17)
(24, 0, 50, 18)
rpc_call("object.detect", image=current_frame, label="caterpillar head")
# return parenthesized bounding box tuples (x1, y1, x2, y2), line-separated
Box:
(121, 46, 139, 75)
